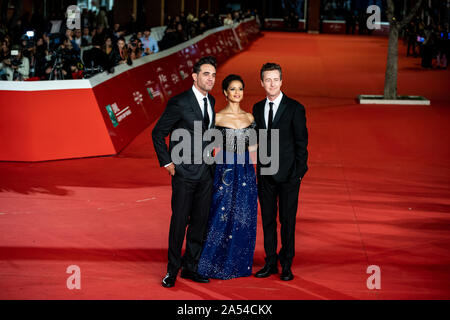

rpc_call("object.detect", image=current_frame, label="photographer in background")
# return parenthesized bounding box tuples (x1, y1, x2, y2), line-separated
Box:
(43, 36, 81, 80)
(65, 29, 81, 54)
(140, 27, 159, 55)
(73, 29, 83, 49)
(0, 44, 29, 81)
(112, 23, 125, 43)
(0, 40, 10, 80)
(159, 23, 178, 51)
(0, 40, 10, 63)
(81, 27, 92, 47)
(103, 35, 115, 61)
(112, 36, 132, 66)
(30, 36, 50, 79)
(223, 13, 234, 26)
(128, 35, 143, 60)
(21, 31, 40, 79)
(82, 36, 113, 78)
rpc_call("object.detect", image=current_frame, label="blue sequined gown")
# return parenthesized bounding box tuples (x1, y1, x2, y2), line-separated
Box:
(197, 122, 258, 280)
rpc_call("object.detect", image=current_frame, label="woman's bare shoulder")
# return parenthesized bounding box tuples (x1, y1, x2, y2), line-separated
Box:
(215, 111, 225, 120)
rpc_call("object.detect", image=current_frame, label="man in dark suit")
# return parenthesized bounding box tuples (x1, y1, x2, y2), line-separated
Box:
(252, 62, 308, 281)
(152, 56, 217, 288)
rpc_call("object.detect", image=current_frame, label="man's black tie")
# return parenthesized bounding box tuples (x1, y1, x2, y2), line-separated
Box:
(268, 102, 274, 131)
(203, 97, 210, 129)
(267, 101, 274, 154)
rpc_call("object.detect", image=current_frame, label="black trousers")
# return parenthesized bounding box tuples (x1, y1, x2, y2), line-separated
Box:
(167, 167, 213, 275)
(257, 175, 301, 270)
(407, 39, 416, 56)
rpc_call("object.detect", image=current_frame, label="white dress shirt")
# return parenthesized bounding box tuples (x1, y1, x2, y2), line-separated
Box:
(192, 85, 212, 129)
(264, 92, 284, 128)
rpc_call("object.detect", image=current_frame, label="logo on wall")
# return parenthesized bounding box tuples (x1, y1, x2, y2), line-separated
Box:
(147, 87, 162, 100)
(133, 91, 143, 105)
(105, 102, 132, 128)
(179, 69, 188, 80)
(158, 73, 167, 84)
(146, 80, 164, 101)
(171, 73, 180, 85)
(156, 67, 173, 97)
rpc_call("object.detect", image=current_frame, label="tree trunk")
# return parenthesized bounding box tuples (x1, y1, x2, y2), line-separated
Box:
(383, 0, 424, 100)
(384, 25, 399, 99)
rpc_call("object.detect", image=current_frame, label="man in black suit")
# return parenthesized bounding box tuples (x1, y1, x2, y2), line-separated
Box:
(252, 62, 308, 281)
(152, 56, 217, 288)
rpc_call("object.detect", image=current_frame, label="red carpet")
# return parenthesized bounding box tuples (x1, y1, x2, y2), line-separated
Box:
(0, 32, 449, 300)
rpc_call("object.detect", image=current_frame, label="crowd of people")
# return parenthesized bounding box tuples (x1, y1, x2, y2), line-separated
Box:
(405, 18, 449, 70)
(0, 7, 258, 81)
(322, 0, 449, 70)
(160, 9, 259, 50)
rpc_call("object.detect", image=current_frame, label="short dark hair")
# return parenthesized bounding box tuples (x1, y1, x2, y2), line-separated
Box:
(222, 74, 245, 92)
(260, 62, 282, 81)
(193, 56, 217, 74)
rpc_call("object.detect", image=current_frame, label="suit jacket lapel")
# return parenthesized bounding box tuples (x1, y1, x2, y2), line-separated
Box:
(258, 100, 266, 129)
(188, 88, 204, 122)
(272, 94, 287, 128)
(210, 96, 215, 128)
(189, 88, 216, 130)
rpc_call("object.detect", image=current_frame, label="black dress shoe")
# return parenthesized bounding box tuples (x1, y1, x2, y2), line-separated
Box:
(254, 264, 279, 278)
(280, 269, 294, 281)
(162, 273, 176, 288)
(180, 269, 210, 283)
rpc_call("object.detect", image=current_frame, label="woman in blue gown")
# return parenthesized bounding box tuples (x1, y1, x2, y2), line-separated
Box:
(197, 74, 258, 280)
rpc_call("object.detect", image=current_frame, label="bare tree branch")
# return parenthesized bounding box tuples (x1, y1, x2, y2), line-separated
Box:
(399, 0, 424, 29)
(386, 0, 395, 26)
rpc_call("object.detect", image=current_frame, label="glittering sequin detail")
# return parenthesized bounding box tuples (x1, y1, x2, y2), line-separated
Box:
(197, 122, 258, 280)
(217, 122, 257, 154)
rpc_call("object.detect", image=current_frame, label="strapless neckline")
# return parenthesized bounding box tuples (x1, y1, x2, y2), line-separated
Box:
(215, 122, 256, 130)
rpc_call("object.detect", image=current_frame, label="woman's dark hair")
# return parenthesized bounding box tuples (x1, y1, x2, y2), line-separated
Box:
(222, 74, 245, 92)
(260, 62, 282, 81)
(193, 55, 217, 74)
